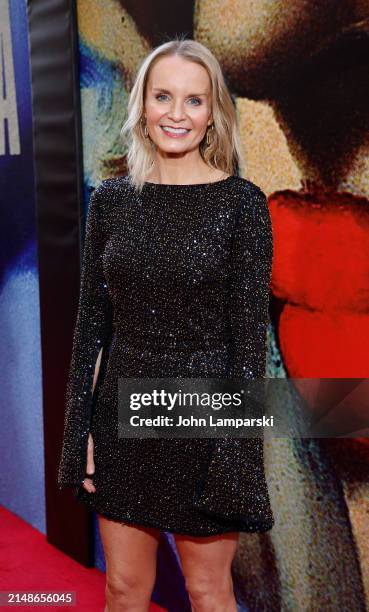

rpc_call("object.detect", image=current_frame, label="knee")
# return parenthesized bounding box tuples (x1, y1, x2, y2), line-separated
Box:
(185, 574, 235, 612)
(105, 571, 152, 608)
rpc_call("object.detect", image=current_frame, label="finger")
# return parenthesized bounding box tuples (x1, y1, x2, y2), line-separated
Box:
(82, 483, 96, 493)
(82, 478, 96, 493)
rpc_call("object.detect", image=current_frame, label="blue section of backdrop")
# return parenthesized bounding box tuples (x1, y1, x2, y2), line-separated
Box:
(0, 0, 45, 533)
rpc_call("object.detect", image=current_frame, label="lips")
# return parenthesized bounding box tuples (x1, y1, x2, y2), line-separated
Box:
(160, 125, 191, 131)
(160, 125, 191, 132)
(160, 125, 191, 138)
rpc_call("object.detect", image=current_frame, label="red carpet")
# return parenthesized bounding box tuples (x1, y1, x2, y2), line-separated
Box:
(0, 506, 166, 611)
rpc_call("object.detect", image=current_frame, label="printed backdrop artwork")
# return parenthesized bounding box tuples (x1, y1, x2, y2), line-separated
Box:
(0, 0, 44, 533)
(76, 1, 369, 610)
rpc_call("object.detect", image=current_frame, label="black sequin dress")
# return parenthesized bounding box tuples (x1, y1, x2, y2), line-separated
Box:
(57, 174, 275, 536)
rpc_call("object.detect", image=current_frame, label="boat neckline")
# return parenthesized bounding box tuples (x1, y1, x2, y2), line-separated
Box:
(143, 175, 236, 187)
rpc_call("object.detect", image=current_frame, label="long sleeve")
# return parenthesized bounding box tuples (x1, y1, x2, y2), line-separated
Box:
(228, 186, 273, 379)
(57, 183, 113, 490)
(191, 185, 275, 529)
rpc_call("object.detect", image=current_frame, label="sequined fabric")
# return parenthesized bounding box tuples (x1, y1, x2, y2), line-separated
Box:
(57, 174, 275, 536)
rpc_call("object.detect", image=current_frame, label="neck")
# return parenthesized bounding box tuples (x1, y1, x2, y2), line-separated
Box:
(146, 158, 224, 185)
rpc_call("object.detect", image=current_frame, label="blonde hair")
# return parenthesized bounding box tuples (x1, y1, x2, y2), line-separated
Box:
(120, 36, 245, 193)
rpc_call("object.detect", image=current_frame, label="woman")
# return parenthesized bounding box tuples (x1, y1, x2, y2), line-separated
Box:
(58, 37, 274, 611)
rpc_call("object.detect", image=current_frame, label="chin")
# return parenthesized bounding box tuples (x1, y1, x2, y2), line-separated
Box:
(156, 141, 193, 153)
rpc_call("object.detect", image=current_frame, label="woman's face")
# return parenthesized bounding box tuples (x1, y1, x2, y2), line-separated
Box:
(143, 55, 213, 156)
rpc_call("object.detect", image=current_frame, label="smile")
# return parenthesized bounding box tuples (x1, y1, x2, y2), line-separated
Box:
(160, 126, 191, 138)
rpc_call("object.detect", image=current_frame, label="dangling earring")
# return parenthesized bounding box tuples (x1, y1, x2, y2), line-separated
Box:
(206, 124, 214, 146)
(141, 117, 149, 138)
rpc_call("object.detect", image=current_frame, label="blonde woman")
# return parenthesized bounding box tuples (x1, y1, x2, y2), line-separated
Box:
(58, 37, 274, 612)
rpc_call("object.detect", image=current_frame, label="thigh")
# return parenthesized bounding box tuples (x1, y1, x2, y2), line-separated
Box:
(98, 515, 161, 582)
(174, 532, 239, 580)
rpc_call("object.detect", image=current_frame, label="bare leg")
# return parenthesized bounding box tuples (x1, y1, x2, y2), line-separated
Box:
(98, 514, 161, 612)
(174, 531, 239, 612)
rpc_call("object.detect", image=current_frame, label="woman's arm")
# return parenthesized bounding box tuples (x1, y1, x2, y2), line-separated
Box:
(191, 185, 275, 524)
(228, 185, 273, 380)
(57, 182, 113, 490)
(92, 347, 104, 394)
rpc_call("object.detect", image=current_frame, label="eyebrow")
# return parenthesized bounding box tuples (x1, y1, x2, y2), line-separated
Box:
(152, 87, 207, 97)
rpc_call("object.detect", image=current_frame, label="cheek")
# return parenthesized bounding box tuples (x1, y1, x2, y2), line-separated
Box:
(189, 109, 211, 132)
(145, 102, 163, 124)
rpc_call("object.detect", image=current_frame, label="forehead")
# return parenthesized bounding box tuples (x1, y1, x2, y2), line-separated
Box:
(147, 56, 211, 91)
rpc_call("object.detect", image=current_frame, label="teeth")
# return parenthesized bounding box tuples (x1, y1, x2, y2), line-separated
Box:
(162, 126, 189, 134)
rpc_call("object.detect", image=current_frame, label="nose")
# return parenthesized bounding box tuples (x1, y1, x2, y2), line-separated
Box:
(168, 98, 186, 122)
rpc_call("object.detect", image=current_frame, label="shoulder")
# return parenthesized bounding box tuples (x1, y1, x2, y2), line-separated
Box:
(231, 178, 273, 252)
(231, 176, 267, 204)
(92, 175, 130, 202)
(230, 176, 269, 221)
(89, 175, 132, 223)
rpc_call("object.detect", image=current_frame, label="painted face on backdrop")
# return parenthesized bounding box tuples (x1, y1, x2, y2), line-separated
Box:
(143, 55, 213, 157)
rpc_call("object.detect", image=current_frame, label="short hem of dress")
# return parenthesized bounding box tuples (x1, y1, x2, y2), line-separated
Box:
(192, 505, 275, 533)
(75, 491, 274, 536)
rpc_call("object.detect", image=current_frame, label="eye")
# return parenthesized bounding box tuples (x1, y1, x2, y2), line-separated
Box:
(155, 93, 202, 106)
(188, 97, 201, 106)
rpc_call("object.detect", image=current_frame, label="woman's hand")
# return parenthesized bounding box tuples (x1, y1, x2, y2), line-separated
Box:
(82, 432, 96, 493)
